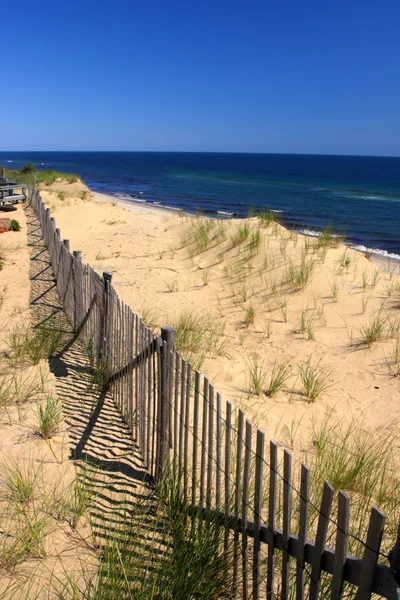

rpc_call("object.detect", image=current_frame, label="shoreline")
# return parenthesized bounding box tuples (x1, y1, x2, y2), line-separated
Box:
(91, 188, 400, 272)
(91, 191, 174, 217)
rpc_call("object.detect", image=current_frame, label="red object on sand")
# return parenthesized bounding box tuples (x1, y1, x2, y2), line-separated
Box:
(0, 218, 12, 234)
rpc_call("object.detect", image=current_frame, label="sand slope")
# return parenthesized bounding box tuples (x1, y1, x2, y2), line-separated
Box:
(38, 180, 400, 468)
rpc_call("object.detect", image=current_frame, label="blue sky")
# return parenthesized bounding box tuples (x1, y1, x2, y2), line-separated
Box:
(2, 0, 400, 155)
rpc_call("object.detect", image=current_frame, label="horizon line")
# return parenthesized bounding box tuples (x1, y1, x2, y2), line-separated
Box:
(1, 150, 399, 159)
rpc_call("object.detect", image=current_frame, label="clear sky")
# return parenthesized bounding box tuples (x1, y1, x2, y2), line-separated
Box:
(2, 0, 400, 156)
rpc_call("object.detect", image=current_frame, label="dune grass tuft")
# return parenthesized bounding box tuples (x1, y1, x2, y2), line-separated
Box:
(173, 310, 226, 369)
(265, 360, 291, 396)
(246, 358, 267, 396)
(298, 358, 332, 402)
(230, 222, 250, 247)
(34, 395, 63, 439)
(1, 459, 39, 505)
(360, 313, 385, 346)
(8, 324, 64, 365)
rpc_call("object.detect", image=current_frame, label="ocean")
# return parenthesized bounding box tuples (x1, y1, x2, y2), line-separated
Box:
(1, 151, 399, 259)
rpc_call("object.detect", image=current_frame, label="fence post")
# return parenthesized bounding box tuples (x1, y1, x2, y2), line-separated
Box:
(63, 239, 70, 251)
(100, 272, 112, 368)
(156, 326, 176, 480)
(73, 250, 82, 332)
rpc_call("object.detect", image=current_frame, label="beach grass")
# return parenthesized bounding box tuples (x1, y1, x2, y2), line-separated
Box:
(34, 394, 63, 439)
(3, 165, 79, 186)
(298, 358, 332, 402)
(8, 324, 64, 365)
(360, 313, 385, 346)
(245, 358, 267, 396)
(173, 310, 226, 368)
(265, 360, 291, 396)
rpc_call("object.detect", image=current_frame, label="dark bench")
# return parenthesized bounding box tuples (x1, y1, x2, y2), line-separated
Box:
(0, 183, 27, 206)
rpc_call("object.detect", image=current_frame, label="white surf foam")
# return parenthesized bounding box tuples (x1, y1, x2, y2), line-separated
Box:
(350, 244, 400, 262)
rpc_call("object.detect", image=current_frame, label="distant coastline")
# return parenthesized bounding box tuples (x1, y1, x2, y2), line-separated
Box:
(2, 151, 400, 260)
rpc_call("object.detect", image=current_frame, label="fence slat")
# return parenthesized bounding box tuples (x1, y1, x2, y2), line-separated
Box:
(141, 320, 146, 460)
(184, 362, 191, 504)
(242, 419, 252, 600)
(233, 409, 244, 592)
(282, 449, 292, 600)
(146, 328, 153, 470)
(155, 336, 163, 478)
(178, 359, 187, 479)
(192, 370, 201, 508)
(252, 429, 264, 600)
(355, 507, 385, 600)
(331, 491, 350, 600)
(206, 384, 214, 509)
(267, 440, 278, 599)
(296, 463, 310, 600)
(199, 377, 209, 509)
(173, 351, 181, 470)
(309, 481, 334, 600)
(130, 312, 135, 436)
(151, 331, 157, 478)
(134, 313, 139, 442)
(224, 401, 232, 553)
(216, 392, 222, 509)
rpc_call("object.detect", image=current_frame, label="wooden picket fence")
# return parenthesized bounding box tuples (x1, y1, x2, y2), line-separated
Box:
(30, 189, 400, 599)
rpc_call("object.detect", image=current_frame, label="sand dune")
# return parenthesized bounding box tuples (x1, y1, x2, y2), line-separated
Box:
(39, 179, 400, 464)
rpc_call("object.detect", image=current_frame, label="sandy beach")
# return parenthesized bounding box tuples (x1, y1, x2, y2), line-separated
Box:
(0, 175, 398, 595)
(37, 178, 400, 465)
(0, 202, 95, 596)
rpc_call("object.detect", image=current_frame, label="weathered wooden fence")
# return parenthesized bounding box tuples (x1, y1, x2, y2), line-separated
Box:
(30, 189, 400, 600)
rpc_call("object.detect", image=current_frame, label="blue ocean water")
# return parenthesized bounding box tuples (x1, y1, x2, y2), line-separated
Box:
(1, 151, 399, 258)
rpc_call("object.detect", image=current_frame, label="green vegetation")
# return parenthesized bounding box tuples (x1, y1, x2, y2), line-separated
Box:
(285, 256, 315, 290)
(265, 360, 291, 396)
(10, 219, 20, 232)
(299, 308, 316, 339)
(140, 306, 160, 331)
(34, 395, 63, 439)
(173, 310, 226, 369)
(243, 304, 255, 325)
(298, 358, 332, 402)
(303, 417, 399, 575)
(328, 277, 341, 302)
(2, 164, 79, 186)
(340, 248, 352, 269)
(8, 324, 64, 365)
(0, 510, 47, 571)
(55, 468, 94, 530)
(183, 216, 226, 256)
(1, 458, 39, 505)
(258, 209, 277, 228)
(230, 222, 250, 247)
(0, 370, 47, 407)
(245, 358, 266, 396)
(248, 228, 261, 254)
(316, 223, 345, 249)
(56, 466, 235, 599)
(360, 313, 385, 346)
